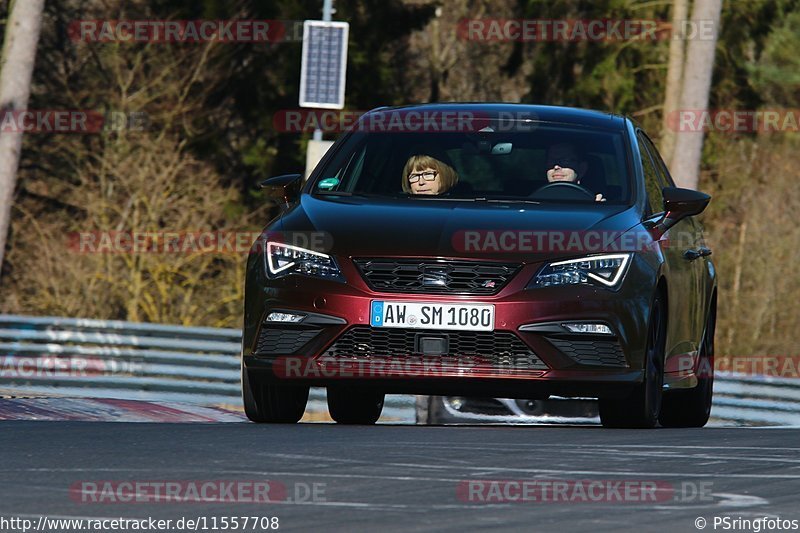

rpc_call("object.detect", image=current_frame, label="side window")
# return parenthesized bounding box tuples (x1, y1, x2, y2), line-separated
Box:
(639, 133, 675, 188)
(315, 139, 365, 193)
(637, 132, 664, 215)
(641, 132, 701, 236)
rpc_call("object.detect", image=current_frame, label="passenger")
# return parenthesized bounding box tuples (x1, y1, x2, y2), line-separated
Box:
(402, 154, 459, 195)
(545, 143, 606, 202)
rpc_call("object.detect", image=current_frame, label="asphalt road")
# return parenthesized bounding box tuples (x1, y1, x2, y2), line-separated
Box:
(1, 421, 799, 532)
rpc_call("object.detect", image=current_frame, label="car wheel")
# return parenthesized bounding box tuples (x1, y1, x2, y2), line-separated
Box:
(327, 387, 384, 424)
(659, 306, 715, 428)
(599, 292, 665, 428)
(242, 365, 309, 423)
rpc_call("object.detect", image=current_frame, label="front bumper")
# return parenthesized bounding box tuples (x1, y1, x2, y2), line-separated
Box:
(242, 256, 656, 399)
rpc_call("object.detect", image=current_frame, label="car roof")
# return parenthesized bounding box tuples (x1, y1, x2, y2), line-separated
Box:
(364, 103, 628, 131)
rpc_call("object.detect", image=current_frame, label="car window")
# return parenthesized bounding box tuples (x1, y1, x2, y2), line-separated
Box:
(637, 132, 664, 215)
(313, 123, 633, 204)
(639, 133, 675, 188)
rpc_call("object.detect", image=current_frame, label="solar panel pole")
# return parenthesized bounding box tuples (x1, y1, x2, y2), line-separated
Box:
(300, 3, 348, 177)
(312, 0, 334, 141)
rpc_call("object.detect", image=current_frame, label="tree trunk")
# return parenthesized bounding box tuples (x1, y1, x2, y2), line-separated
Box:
(660, 0, 690, 169)
(0, 0, 45, 275)
(669, 0, 722, 189)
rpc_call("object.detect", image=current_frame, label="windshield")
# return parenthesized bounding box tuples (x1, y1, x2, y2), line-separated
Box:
(312, 123, 632, 204)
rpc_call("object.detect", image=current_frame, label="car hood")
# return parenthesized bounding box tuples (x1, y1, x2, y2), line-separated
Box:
(278, 194, 642, 262)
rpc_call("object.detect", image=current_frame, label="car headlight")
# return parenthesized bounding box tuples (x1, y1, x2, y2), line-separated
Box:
(530, 253, 632, 289)
(265, 241, 343, 281)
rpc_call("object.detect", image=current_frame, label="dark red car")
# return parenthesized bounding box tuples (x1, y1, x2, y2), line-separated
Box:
(242, 104, 717, 428)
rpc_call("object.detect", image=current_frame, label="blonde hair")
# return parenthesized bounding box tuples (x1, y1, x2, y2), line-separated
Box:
(402, 154, 459, 194)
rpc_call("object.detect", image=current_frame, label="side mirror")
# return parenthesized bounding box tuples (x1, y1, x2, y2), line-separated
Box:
(648, 186, 710, 233)
(663, 186, 711, 217)
(259, 173, 303, 210)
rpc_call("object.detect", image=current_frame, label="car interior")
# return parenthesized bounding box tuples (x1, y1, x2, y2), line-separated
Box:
(315, 127, 631, 203)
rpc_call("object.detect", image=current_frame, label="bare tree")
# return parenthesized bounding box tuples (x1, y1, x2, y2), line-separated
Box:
(0, 0, 280, 326)
(408, 0, 530, 103)
(660, 0, 690, 168)
(0, 0, 45, 275)
(669, 0, 722, 189)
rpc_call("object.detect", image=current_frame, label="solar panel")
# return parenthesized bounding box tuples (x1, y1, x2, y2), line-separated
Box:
(299, 21, 349, 109)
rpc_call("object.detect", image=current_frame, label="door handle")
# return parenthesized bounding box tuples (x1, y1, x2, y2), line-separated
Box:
(684, 248, 712, 261)
(683, 249, 701, 261)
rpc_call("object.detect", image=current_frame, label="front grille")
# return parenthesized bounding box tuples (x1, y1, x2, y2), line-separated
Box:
(353, 258, 520, 295)
(546, 337, 628, 367)
(255, 327, 322, 355)
(322, 326, 547, 370)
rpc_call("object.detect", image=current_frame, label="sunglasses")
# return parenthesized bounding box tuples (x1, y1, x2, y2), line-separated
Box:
(548, 158, 580, 167)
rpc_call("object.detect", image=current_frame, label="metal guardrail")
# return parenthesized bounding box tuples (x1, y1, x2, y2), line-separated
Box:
(0, 314, 797, 425)
(0, 314, 415, 420)
(711, 374, 800, 426)
(0, 314, 242, 405)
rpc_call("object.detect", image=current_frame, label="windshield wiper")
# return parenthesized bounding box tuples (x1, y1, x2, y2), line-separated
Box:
(472, 197, 542, 205)
(314, 191, 401, 199)
(315, 190, 372, 197)
(314, 190, 354, 196)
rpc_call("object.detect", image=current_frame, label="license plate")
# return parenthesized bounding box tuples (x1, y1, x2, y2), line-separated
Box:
(370, 301, 495, 331)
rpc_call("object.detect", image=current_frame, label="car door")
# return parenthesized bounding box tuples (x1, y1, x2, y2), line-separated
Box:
(640, 133, 709, 347)
(636, 131, 702, 367)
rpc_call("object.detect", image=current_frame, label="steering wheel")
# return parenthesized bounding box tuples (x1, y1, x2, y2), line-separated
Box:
(531, 181, 595, 200)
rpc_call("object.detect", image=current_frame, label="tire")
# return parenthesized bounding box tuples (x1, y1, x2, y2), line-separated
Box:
(659, 305, 715, 428)
(327, 386, 384, 425)
(600, 292, 666, 428)
(242, 365, 309, 423)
